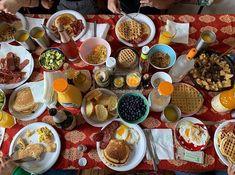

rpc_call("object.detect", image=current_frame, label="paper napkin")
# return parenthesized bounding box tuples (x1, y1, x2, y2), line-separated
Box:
(26, 17, 45, 31)
(145, 129, 174, 160)
(30, 80, 44, 103)
(43, 71, 66, 107)
(80, 22, 110, 41)
(166, 20, 189, 44)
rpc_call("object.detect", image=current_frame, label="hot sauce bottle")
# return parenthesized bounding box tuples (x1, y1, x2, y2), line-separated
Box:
(58, 25, 80, 62)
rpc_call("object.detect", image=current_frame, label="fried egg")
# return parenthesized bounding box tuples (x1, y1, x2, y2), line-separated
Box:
(126, 128, 140, 144)
(179, 121, 209, 146)
(115, 124, 129, 141)
(115, 124, 140, 145)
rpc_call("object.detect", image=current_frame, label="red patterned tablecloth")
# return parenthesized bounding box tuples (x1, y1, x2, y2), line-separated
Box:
(1, 14, 235, 172)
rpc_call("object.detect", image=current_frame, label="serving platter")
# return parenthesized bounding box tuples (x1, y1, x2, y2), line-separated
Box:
(96, 119, 147, 171)
(189, 50, 235, 92)
(214, 119, 235, 166)
(8, 82, 47, 121)
(81, 88, 118, 127)
(0, 43, 34, 90)
(115, 13, 156, 47)
(9, 122, 61, 174)
(46, 10, 87, 43)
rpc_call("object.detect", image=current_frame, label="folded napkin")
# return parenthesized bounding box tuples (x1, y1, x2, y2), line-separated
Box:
(30, 80, 44, 103)
(80, 22, 110, 41)
(166, 20, 189, 44)
(145, 129, 174, 160)
(26, 17, 45, 31)
(43, 71, 66, 108)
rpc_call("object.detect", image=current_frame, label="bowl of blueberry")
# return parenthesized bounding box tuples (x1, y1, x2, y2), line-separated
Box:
(117, 92, 150, 124)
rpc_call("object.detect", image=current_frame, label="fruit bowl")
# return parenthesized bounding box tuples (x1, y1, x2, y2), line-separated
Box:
(117, 92, 150, 124)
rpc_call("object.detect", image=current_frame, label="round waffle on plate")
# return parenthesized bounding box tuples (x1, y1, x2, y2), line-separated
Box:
(214, 120, 235, 166)
(171, 83, 204, 116)
(115, 13, 155, 47)
(220, 136, 235, 164)
(117, 48, 138, 68)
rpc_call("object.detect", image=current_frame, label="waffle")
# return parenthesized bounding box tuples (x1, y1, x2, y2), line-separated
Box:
(117, 48, 137, 68)
(171, 83, 204, 114)
(117, 20, 150, 44)
(218, 130, 235, 146)
(220, 136, 235, 164)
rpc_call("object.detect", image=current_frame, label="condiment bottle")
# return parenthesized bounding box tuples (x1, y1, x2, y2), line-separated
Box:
(149, 81, 174, 112)
(58, 25, 79, 62)
(169, 48, 197, 83)
(142, 73, 150, 89)
(53, 78, 82, 108)
(63, 63, 76, 85)
(49, 108, 76, 130)
(139, 46, 150, 74)
(211, 88, 235, 113)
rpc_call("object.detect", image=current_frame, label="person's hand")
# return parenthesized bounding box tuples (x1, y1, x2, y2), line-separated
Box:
(0, 0, 24, 14)
(41, 0, 55, 9)
(0, 157, 17, 175)
(140, 0, 174, 9)
(228, 164, 235, 175)
(140, 0, 155, 7)
(108, 0, 121, 14)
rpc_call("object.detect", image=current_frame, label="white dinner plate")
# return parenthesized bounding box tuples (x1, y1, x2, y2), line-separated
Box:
(9, 122, 61, 174)
(96, 119, 147, 171)
(0, 43, 34, 90)
(175, 117, 210, 151)
(8, 82, 47, 121)
(81, 88, 118, 127)
(115, 13, 156, 47)
(214, 119, 235, 166)
(0, 12, 27, 44)
(46, 10, 87, 43)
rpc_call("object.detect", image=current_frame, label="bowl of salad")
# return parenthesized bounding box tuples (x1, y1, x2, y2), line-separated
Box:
(0, 89, 6, 110)
(39, 48, 65, 71)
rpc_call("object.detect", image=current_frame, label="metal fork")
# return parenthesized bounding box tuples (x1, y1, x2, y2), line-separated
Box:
(9, 144, 37, 163)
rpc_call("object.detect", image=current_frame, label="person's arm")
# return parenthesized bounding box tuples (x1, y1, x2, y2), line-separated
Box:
(0, 157, 30, 175)
(0, 0, 39, 14)
(107, 0, 121, 14)
(41, 0, 56, 9)
(140, 0, 175, 9)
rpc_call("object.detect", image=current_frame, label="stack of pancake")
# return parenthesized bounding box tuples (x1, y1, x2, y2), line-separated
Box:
(103, 139, 130, 166)
(12, 88, 38, 115)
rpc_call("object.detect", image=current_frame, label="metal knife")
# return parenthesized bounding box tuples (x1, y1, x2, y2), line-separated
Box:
(144, 129, 158, 172)
(148, 130, 160, 165)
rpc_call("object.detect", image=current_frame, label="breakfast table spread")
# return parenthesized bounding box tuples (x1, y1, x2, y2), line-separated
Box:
(1, 13, 235, 173)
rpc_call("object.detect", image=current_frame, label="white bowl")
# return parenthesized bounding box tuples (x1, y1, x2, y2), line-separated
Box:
(79, 37, 111, 66)
(151, 72, 172, 88)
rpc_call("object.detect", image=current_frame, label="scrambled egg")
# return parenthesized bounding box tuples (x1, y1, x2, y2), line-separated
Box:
(87, 45, 107, 64)
(36, 127, 54, 143)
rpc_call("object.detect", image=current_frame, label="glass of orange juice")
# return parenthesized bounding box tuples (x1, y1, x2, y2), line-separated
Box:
(158, 26, 176, 45)
(0, 111, 16, 128)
